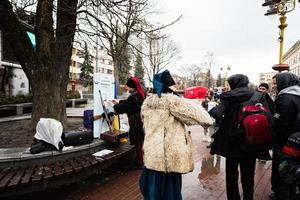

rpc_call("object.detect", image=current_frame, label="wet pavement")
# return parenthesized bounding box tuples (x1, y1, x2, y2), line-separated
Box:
(8, 125, 272, 200)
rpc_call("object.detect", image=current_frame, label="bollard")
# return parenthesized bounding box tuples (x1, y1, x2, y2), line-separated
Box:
(16, 104, 23, 115)
(72, 99, 76, 108)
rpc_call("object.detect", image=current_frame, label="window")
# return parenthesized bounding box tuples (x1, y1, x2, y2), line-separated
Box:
(107, 69, 113, 74)
(20, 82, 25, 88)
(96, 67, 100, 73)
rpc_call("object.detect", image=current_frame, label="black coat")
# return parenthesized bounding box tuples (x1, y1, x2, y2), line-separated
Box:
(273, 73, 300, 151)
(210, 74, 271, 159)
(114, 92, 144, 143)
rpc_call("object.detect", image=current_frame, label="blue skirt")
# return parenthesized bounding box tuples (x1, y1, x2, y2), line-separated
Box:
(139, 168, 182, 200)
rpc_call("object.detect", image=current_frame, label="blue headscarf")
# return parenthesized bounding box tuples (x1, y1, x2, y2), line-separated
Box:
(153, 70, 175, 97)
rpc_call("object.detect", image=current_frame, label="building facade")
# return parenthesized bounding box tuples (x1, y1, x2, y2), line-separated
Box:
(68, 45, 114, 92)
(0, 30, 30, 96)
(258, 71, 276, 87)
(1, 28, 114, 96)
(283, 40, 300, 76)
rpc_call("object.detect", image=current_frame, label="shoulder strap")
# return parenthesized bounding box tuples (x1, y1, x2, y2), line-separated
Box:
(249, 91, 264, 103)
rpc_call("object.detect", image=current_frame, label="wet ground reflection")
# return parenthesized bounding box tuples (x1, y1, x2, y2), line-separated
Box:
(198, 155, 221, 189)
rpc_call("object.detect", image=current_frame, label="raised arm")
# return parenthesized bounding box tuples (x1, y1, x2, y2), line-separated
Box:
(169, 95, 213, 127)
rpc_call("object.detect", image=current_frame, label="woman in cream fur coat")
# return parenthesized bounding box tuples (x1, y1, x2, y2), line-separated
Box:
(140, 70, 213, 200)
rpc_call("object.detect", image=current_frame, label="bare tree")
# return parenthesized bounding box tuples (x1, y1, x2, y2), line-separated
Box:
(143, 34, 181, 83)
(181, 64, 206, 87)
(75, 0, 181, 88)
(0, 0, 180, 127)
(202, 51, 216, 88)
(1, 0, 78, 127)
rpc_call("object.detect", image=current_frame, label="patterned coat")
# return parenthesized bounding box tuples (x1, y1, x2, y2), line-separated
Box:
(141, 93, 213, 174)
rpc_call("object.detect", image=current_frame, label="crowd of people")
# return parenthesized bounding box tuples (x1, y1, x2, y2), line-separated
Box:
(113, 70, 300, 200)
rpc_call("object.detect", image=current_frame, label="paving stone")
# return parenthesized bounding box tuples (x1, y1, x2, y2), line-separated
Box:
(46, 125, 271, 200)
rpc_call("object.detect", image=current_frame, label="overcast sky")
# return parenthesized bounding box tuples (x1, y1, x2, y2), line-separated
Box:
(152, 0, 300, 84)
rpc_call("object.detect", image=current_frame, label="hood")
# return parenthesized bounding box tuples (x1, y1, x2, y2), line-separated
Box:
(220, 87, 253, 103)
(227, 74, 249, 90)
(278, 85, 300, 97)
(153, 70, 175, 97)
(276, 72, 300, 93)
(34, 118, 63, 150)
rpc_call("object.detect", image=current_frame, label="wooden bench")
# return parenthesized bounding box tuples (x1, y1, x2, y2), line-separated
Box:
(0, 143, 134, 198)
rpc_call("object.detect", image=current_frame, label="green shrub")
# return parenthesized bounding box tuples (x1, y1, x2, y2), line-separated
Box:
(66, 90, 81, 99)
(0, 93, 33, 105)
(0, 91, 80, 105)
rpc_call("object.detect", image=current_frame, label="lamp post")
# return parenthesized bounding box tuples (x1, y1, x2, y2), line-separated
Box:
(220, 66, 231, 90)
(262, 0, 297, 72)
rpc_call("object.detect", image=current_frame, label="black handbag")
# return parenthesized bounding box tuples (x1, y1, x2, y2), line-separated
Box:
(62, 130, 93, 146)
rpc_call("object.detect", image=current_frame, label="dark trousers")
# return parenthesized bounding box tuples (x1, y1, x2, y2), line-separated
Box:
(226, 157, 256, 200)
(134, 138, 144, 167)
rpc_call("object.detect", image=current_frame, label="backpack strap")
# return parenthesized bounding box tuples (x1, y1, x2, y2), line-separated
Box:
(249, 91, 264, 104)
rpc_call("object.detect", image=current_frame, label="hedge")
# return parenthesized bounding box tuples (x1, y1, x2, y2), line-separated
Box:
(0, 91, 81, 105)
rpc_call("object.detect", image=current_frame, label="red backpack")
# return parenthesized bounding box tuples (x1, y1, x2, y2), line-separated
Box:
(237, 92, 273, 152)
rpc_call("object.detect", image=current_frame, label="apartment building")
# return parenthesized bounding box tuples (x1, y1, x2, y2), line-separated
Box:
(258, 71, 276, 88)
(68, 45, 114, 92)
(283, 40, 300, 76)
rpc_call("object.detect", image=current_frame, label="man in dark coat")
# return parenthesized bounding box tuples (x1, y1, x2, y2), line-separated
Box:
(210, 74, 270, 200)
(271, 72, 300, 200)
(257, 82, 274, 112)
(113, 76, 145, 168)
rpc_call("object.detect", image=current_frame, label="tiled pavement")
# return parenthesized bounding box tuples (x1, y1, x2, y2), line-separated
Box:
(17, 125, 272, 200)
(181, 126, 272, 200)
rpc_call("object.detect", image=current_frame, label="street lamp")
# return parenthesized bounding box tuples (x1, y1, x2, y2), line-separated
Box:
(262, 0, 297, 72)
(220, 66, 231, 90)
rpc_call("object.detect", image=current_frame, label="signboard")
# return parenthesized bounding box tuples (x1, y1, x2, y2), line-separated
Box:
(93, 73, 115, 138)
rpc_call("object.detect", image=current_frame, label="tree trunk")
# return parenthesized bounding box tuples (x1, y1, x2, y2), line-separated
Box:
(31, 75, 66, 125)
(0, 0, 78, 128)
